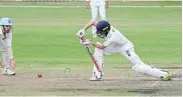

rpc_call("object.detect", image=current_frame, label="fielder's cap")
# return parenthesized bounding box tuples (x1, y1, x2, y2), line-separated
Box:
(0, 17, 12, 26)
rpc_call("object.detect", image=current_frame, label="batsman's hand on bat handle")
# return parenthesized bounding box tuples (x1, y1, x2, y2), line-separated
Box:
(82, 39, 92, 47)
(76, 29, 86, 45)
(10, 58, 16, 70)
(76, 29, 85, 39)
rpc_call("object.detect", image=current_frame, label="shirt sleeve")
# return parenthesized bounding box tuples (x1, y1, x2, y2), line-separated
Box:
(103, 36, 114, 48)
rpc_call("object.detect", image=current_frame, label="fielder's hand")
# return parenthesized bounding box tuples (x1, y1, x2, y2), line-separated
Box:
(10, 58, 16, 70)
(0, 60, 5, 68)
(86, 1, 90, 9)
(76, 29, 85, 39)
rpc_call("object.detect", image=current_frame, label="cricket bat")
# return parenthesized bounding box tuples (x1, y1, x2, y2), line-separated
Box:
(80, 37, 102, 72)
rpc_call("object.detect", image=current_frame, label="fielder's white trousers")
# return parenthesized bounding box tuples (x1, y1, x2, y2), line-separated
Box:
(2, 51, 10, 69)
(91, 5, 107, 38)
(1, 33, 12, 69)
(92, 41, 168, 78)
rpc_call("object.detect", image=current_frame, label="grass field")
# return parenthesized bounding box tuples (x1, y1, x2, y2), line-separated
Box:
(0, 1, 182, 96)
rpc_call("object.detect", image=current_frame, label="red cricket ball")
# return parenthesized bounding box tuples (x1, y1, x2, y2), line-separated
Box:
(38, 73, 42, 78)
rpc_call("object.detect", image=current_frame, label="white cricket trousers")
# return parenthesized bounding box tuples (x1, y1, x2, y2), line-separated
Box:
(2, 51, 10, 68)
(91, 5, 107, 38)
(92, 41, 168, 79)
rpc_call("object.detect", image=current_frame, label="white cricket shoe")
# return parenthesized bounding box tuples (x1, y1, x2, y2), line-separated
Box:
(89, 76, 103, 81)
(89, 72, 103, 81)
(160, 71, 171, 81)
(2, 68, 16, 75)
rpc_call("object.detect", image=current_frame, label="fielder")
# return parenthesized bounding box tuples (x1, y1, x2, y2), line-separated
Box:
(76, 20, 171, 81)
(86, 0, 108, 38)
(0, 17, 16, 75)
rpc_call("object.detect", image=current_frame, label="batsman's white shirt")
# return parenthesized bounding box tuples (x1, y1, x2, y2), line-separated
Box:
(93, 26, 168, 79)
(103, 26, 133, 54)
(90, 0, 105, 6)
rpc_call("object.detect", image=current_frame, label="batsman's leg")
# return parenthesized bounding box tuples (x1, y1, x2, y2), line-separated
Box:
(90, 42, 104, 81)
(132, 64, 171, 81)
(121, 42, 171, 81)
(91, 5, 98, 38)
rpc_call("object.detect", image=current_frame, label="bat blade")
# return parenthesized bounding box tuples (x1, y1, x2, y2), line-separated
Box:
(78, 36, 101, 72)
(86, 46, 101, 72)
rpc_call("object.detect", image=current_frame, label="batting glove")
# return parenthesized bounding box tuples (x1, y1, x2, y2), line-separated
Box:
(76, 29, 85, 39)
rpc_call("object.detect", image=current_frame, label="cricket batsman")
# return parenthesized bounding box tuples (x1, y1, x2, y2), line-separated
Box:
(0, 17, 16, 75)
(86, 0, 108, 38)
(76, 20, 171, 81)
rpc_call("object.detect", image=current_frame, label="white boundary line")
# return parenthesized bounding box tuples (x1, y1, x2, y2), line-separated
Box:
(0, 5, 181, 8)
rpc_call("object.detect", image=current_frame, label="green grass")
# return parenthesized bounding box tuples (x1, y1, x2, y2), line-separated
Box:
(0, 1, 181, 6)
(0, 1, 181, 71)
(0, 2, 181, 96)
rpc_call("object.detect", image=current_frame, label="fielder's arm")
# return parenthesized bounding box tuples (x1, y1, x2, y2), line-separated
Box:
(85, 0, 90, 8)
(0, 59, 5, 68)
(6, 33, 14, 59)
(105, 0, 109, 8)
(6, 32, 16, 69)
(7, 46, 16, 69)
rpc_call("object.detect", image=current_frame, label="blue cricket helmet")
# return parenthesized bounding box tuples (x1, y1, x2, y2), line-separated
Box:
(96, 20, 111, 35)
(0, 17, 12, 26)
